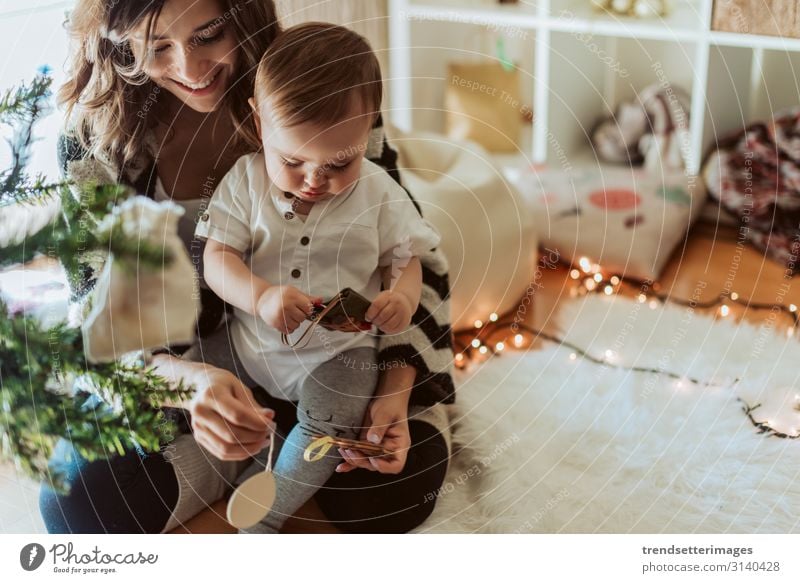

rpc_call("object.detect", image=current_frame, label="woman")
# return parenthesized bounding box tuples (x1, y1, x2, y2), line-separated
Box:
(40, 0, 455, 534)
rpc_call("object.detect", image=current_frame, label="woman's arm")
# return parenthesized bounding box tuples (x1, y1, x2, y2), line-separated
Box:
(366, 122, 456, 408)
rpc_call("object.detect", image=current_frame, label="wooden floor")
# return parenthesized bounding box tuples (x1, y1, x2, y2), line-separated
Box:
(535, 223, 800, 337)
(3, 221, 799, 534)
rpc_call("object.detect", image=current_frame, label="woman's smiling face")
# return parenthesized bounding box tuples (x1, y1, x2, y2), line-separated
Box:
(130, 0, 238, 113)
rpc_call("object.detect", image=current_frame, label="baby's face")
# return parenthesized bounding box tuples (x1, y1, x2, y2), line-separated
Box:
(252, 97, 373, 203)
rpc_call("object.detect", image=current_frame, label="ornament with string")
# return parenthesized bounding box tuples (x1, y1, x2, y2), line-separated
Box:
(227, 434, 277, 529)
(227, 432, 392, 529)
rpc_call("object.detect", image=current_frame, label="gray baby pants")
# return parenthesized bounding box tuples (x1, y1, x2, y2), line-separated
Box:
(184, 326, 378, 533)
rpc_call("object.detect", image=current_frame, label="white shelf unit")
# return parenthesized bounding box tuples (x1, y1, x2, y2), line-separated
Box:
(388, 0, 800, 175)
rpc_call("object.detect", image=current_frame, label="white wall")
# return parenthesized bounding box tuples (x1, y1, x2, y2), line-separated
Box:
(0, 1, 73, 181)
(277, 0, 389, 72)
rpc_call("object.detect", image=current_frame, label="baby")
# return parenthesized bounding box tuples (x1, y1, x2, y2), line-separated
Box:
(195, 22, 440, 533)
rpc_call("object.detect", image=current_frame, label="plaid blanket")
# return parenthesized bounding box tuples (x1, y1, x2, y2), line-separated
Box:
(703, 108, 800, 273)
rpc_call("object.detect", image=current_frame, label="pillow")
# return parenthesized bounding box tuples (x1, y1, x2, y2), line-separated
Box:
(501, 163, 706, 281)
(391, 130, 538, 331)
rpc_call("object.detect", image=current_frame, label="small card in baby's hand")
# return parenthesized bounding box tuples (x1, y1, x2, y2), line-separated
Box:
(281, 288, 372, 349)
(310, 287, 372, 333)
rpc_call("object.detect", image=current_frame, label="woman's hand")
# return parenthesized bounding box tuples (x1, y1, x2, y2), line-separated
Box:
(188, 364, 276, 461)
(336, 394, 411, 474)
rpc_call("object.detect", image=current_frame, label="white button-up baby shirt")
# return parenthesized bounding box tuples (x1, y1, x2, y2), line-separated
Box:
(195, 153, 441, 399)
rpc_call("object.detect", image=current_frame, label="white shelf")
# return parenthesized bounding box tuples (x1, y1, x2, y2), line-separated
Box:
(389, 0, 800, 176)
(403, 2, 542, 29)
(548, 0, 705, 42)
(405, 0, 706, 41)
(709, 30, 800, 52)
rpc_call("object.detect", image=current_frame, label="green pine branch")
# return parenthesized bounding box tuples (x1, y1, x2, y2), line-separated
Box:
(1, 73, 196, 492)
(0, 71, 51, 197)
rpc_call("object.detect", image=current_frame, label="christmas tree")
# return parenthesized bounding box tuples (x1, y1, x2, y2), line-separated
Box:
(0, 72, 192, 492)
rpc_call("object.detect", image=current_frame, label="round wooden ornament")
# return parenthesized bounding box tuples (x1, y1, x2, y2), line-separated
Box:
(227, 437, 276, 529)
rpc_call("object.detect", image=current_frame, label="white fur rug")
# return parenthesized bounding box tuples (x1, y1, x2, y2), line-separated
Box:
(417, 295, 800, 533)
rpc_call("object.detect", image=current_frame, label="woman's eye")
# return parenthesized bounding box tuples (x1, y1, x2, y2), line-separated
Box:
(195, 27, 225, 46)
(152, 44, 170, 55)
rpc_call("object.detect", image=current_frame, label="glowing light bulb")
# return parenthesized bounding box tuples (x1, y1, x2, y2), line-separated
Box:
(731, 292, 739, 301)
(604, 349, 615, 361)
(471, 338, 481, 348)
(610, 276, 620, 285)
(604, 285, 613, 295)
(479, 345, 488, 354)
(514, 334, 524, 347)
(495, 342, 505, 351)
(474, 319, 483, 328)
(790, 304, 797, 313)
(638, 294, 647, 303)
(455, 353, 464, 362)
(489, 313, 499, 322)
(649, 300, 658, 310)
(720, 305, 730, 317)
(570, 269, 581, 280)
(578, 257, 591, 273)
(585, 279, 597, 291)
(593, 273, 603, 283)
(569, 352, 577, 361)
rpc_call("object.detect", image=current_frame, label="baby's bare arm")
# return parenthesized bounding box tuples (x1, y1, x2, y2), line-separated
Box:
(203, 239, 270, 316)
(381, 256, 422, 312)
(366, 257, 422, 334)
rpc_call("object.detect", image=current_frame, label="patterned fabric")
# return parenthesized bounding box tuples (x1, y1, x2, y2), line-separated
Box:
(504, 162, 702, 281)
(703, 108, 800, 273)
(57, 114, 455, 407)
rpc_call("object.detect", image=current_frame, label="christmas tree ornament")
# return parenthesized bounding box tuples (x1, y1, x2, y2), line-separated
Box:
(227, 437, 276, 529)
(82, 196, 199, 362)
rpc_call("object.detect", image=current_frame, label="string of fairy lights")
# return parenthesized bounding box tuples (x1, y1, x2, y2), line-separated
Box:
(453, 256, 800, 440)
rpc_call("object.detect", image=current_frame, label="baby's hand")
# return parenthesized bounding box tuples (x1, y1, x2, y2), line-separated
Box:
(256, 286, 320, 334)
(366, 290, 414, 334)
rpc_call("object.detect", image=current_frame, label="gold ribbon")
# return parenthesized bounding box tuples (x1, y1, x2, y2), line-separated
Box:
(303, 435, 335, 462)
(303, 434, 389, 463)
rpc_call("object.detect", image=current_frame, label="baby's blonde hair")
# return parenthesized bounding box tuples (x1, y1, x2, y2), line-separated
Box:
(254, 23, 383, 128)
